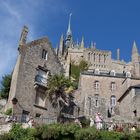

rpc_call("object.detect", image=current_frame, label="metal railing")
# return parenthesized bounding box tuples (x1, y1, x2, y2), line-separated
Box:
(0, 114, 57, 125)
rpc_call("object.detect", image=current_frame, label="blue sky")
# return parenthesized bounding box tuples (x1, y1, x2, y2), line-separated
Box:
(0, 0, 140, 80)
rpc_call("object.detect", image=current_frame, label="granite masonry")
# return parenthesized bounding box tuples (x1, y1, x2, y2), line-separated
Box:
(4, 15, 140, 123)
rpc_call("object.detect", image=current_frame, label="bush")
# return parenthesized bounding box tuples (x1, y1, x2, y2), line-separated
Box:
(75, 127, 101, 140)
(1, 123, 140, 140)
(5, 108, 12, 115)
(101, 131, 123, 140)
(80, 119, 90, 128)
(0, 133, 11, 140)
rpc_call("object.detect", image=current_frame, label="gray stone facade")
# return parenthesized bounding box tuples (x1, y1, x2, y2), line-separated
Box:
(5, 15, 140, 123)
(55, 15, 140, 121)
(5, 26, 63, 122)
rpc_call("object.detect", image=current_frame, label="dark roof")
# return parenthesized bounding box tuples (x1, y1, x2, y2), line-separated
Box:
(118, 84, 140, 102)
(81, 71, 126, 79)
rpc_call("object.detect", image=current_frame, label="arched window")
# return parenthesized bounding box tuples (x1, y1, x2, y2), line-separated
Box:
(110, 95, 116, 106)
(94, 81, 100, 91)
(110, 70, 116, 76)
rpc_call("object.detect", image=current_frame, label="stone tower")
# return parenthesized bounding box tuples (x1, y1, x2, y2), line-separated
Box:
(131, 41, 140, 77)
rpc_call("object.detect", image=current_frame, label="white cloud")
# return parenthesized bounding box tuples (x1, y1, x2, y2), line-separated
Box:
(0, 0, 68, 79)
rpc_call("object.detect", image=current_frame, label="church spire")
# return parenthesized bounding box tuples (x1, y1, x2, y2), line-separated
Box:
(132, 40, 138, 54)
(132, 40, 139, 63)
(66, 13, 73, 48)
(67, 13, 72, 36)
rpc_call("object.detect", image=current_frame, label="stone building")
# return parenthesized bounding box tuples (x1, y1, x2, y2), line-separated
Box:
(55, 15, 140, 121)
(5, 26, 63, 122)
(118, 84, 140, 121)
(4, 15, 140, 122)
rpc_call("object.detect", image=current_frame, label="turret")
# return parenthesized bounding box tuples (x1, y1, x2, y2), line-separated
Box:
(90, 41, 96, 49)
(131, 41, 140, 77)
(58, 34, 64, 57)
(132, 41, 139, 62)
(81, 36, 84, 49)
(117, 48, 120, 61)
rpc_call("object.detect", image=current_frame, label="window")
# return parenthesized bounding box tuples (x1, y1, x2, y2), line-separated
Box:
(110, 95, 116, 106)
(126, 71, 131, 78)
(111, 82, 116, 91)
(93, 53, 95, 62)
(95, 69, 100, 74)
(95, 94, 99, 107)
(88, 53, 90, 61)
(42, 49, 48, 60)
(110, 70, 116, 76)
(88, 97, 91, 115)
(99, 54, 101, 62)
(95, 99, 98, 107)
(94, 81, 100, 91)
(36, 69, 49, 85)
(104, 55, 106, 63)
(36, 113, 41, 118)
(35, 90, 46, 107)
(133, 110, 137, 117)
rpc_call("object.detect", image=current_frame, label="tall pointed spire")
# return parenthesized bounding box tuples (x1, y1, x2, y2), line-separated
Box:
(81, 36, 84, 48)
(90, 41, 96, 49)
(65, 13, 73, 48)
(132, 40, 138, 54)
(132, 40, 139, 63)
(67, 13, 72, 36)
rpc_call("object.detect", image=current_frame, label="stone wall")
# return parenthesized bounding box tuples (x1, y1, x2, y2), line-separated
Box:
(6, 37, 63, 119)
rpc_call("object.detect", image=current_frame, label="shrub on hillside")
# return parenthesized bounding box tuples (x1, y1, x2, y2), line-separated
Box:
(75, 127, 101, 140)
(4, 108, 12, 115)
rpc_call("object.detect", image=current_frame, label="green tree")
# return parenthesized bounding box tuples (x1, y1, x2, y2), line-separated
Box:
(70, 59, 89, 82)
(46, 74, 75, 119)
(0, 74, 12, 99)
(79, 59, 89, 71)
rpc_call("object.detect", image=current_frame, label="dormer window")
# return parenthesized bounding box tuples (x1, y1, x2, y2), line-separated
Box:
(95, 69, 100, 74)
(110, 70, 116, 76)
(42, 49, 48, 60)
(126, 71, 131, 78)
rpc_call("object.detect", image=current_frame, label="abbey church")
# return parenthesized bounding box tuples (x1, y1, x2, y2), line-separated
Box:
(4, 15, 140, 123)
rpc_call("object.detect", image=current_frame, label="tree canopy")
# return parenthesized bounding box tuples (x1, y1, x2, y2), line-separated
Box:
(46, 74, 76, 116)
(0, 74, 12, 99)
(70, 59, 89, 82)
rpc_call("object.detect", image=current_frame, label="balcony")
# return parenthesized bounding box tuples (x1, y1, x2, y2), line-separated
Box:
(34, 75, 47, 89)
